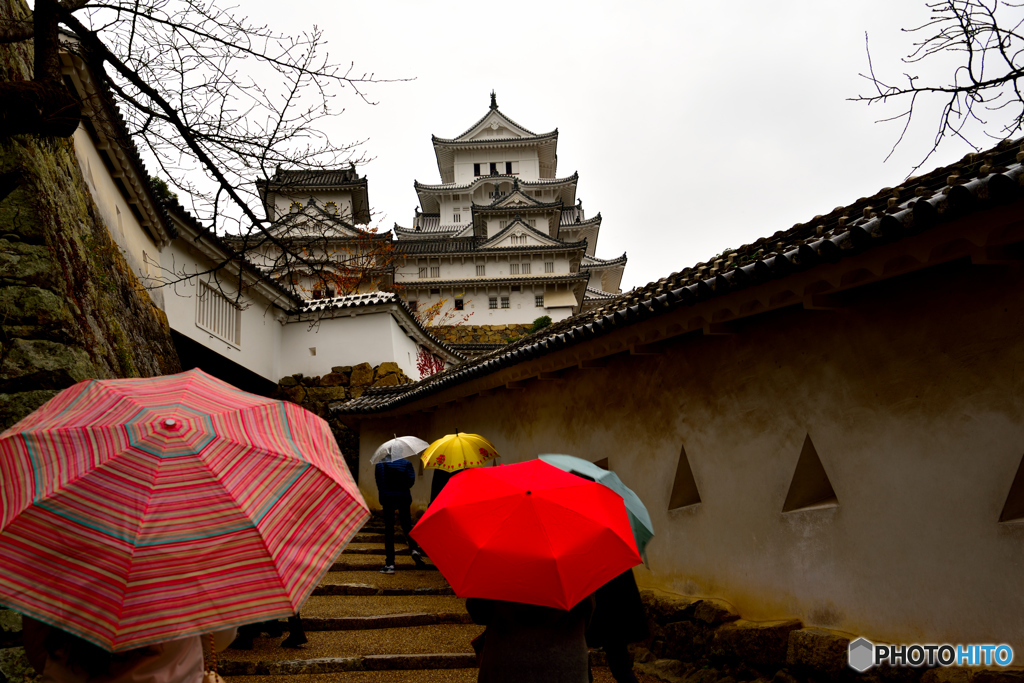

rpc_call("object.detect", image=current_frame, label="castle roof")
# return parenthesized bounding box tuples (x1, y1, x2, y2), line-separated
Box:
(430, 93, 558, 183)
(413, 173, 579, 214)
(335, 137, 1024, 414)
(258, 166, 370, 224)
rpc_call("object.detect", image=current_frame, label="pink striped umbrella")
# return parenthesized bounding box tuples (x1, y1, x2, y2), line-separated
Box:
(0, 368, 369, 651)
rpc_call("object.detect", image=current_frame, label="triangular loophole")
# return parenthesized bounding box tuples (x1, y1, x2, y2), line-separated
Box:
(998, 454, 1024, 523)
(782, 434, 838, 512)
(668, 444, 701, 510)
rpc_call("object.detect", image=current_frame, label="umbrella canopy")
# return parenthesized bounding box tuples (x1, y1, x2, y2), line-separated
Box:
(538, 454, 654, 564)
(410, 459, 642, 610)
(420, 431, 499, 472)
(0, 369, 369, 651)
(371, 436, 430, 465)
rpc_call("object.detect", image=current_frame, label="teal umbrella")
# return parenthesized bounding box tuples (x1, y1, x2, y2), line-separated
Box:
(538, 454, 654, 565)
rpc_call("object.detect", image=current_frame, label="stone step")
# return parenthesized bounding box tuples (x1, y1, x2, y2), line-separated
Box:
(221, 652, 476, 676)
(311, 582, 454, 597)
(300, 595, 467, 621)
(352, 532, 385, 543)
(330, 558, 438, 572)
(225, 670, 479, 682)
(224, 668, 630, 682)
(318, 570, 451, 592)
(221, 624, 482, 670)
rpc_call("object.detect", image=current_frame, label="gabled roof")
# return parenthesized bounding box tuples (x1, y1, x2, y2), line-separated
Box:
(478, 219, 568, 250)
(336, 136, 1024, 415)
(581, 253, 628, 269)
(430, 94, 559, 183)
(295, 291, 464, 364)
(483, 187, 562, 210)
(258, 166, 371, 224)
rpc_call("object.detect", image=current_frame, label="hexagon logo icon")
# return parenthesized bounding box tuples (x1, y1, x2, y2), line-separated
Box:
(848, 637, 875, 672)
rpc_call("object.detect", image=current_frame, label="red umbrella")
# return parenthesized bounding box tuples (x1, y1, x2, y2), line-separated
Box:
(410, 459, 641, 610)
(0, 369, 369, 651)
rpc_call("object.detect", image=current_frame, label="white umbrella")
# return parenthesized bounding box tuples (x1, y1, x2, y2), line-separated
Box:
(371, 436, 430, 465)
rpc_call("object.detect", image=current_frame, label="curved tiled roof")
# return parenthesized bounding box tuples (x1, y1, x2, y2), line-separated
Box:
(393, 273, 590, 289)
(443, 99, 541, 141)
(336, 137, 1024, 414)
(432, 130, 559, 146)
(581, 253, 628, 268)
(583, 286, 620, 300)
(394, 237, 587, 256)
(560, 212, 602, 227)
(299, 291, 464, 360)
(262, 167, 364, 188)
(414, 172, 579, 193)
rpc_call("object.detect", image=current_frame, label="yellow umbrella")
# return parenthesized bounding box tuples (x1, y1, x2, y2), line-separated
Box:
(421, 431, 500, 472)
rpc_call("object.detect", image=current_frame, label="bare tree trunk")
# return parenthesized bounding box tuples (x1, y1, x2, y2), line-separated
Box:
(0, 0, 80, 138)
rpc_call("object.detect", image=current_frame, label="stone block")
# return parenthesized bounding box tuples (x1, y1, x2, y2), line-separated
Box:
(0, 646, 33, 682)
(0, 240, 54, 287)
(785, 627, 853, 676)
(636, 658, 686, 683)
(349, 386, 365, 399)
(321, 371, 349, 387)
(374, 362, 401, 379)
(642, 590, 701, 625)
(331, 366, 353, 374)
(280, 385, 306, 405)
(305, 387, 348, 404)
(278, 376, 299, 387)
(0, 339, 94, 391)
(372, 374, 400, 387)
(349, 363, 374, 387)
(0, 390, 59, 430)
(712, 619, 803, 667)
(0, 286, 76, 328)
(693, 599, 740, 625)
(300, 375, 320, 387)
(0, 611, 21, 648)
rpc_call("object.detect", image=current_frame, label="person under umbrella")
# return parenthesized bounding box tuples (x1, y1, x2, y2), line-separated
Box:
(420, 431, 500, 505)
(374, 441, 427, 574)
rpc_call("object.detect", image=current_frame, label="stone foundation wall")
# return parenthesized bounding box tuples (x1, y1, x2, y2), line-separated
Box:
(273, 362, 414, 483)
(427, 324, 531, 345)
(637, 591, 1022, 683)
(0, 0, 179, 431)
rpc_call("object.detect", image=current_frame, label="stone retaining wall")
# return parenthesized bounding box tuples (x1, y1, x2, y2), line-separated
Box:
(637, 591, 1022, 683)
(426, 324, 531, 345)
(273, 362, 414, 482)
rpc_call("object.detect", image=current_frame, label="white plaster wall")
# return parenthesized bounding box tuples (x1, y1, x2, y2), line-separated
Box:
(160, 239, 283, 381)
(270, 191, 354, 222)
(452, 147, 539, 185)
(278, 310, 417, 379)
(355, 260, 1024, 651)
(73, 127, 164, 309)
(394, 252, 573, 283)
(400, 284, 575, 325)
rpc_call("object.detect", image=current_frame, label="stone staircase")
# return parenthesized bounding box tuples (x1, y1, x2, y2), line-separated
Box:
(220, 514, 636, 683)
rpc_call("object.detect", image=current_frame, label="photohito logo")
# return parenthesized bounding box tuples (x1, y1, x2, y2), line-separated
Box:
(848, 638, 1014, 672)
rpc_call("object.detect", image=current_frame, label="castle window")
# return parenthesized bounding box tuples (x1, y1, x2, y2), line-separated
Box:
(500, 297, 510, 309)
(430, 288, 440, 295)
(505, 162, 513, 174)
(511, 285, 521, 292)
(196, 281, 241, 346)
(521, 263, 531, 274)
(489, 297, 497, 309)
(453, 194, 461, 201)
(453, 213, 461, 223)
(489, 162, 498, 175)
(544, 262, 554, 273)
(474, 164, 481, 176)
(477, 265, 486, 276)
(324, 201, 338, 214)
(535, 294, 544, 307)
(289, 201, 302, 213)
(418, 267, 428, 278)
(528, 219, 536, 227)
(499, 220, 508, 230)
(510, 263, 520, 275)
(430, 266, 440, 278)
(455, 298, 464, 310)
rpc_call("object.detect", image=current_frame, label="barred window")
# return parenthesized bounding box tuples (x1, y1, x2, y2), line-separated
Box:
(418, 267, 428, 278)
(489, 297, 497, 309)
(500, 297, 510, 309)
(535, 295, 544, 307)
(509, 263, 520, 275)
(453, 213, 461, 223)
(430, 266, 440, 278)
(522, 263, 531, 274)
(196, 281, 240, 345)
(477, 265, 486, 276)
(455, 298, 464, 310)
(544, 262, 554, 273)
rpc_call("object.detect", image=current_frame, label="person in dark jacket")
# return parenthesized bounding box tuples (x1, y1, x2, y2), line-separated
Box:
(375, 455, 426, 573)
(467, 596, 595, 683)
(586, 569, 649, 683)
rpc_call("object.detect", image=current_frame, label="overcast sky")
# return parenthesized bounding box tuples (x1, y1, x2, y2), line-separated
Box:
(245, 1, 1019, 292)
